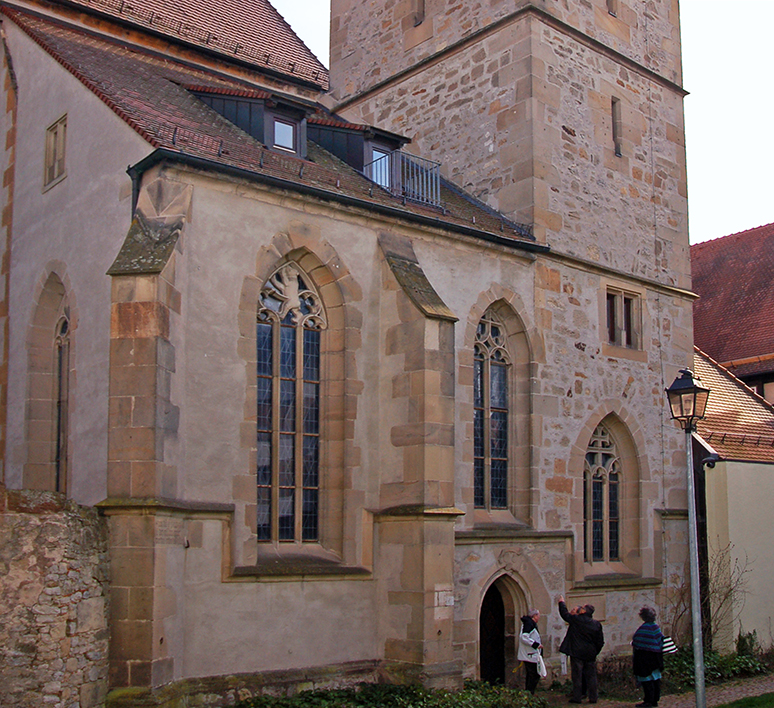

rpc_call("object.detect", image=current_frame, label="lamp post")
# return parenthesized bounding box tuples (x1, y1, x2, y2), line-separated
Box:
(665, 369, 710, 708)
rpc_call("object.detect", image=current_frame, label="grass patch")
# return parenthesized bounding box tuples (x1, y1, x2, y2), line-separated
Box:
(716, 693, 774, 708)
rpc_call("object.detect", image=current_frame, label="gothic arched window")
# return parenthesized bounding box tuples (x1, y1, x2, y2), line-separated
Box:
(54, 316, 70, 493)
(474, 310, 510, 509)
(584, 424, 620, 562)
(256, 263, 326, 542)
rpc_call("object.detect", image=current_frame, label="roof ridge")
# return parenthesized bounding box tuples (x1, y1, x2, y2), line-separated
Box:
(691, 220, 774, 249)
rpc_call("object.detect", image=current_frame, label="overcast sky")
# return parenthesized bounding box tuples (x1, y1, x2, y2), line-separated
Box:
(271, 0, 774, 245)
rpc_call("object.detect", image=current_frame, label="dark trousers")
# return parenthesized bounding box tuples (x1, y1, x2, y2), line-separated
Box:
(642, 678, 661, 706)
(524, 660, 539, 694)
(570, 656, 598, 702)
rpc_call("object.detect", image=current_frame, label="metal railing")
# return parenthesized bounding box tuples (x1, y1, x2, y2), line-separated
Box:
(364, 150, 441, 208)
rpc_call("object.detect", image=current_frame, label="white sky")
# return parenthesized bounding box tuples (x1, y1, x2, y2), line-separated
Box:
(271, 0, 774, 244)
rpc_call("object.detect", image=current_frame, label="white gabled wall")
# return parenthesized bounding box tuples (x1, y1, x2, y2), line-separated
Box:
(3, 20, 151, 504)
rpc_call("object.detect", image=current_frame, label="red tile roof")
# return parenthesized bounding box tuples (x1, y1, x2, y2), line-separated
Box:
(54, 0, 329, 88)
(691, 222, 774, 374)
(2, 7, 538, 250)
(694, 348, 774, 463)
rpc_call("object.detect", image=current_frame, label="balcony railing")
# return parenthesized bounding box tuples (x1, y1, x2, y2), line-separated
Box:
(364, 150, 441, 209)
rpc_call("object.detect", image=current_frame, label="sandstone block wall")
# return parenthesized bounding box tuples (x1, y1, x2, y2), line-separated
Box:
(334, 12, 689, 290)
(0, 488, 110, 708)
(331, 0, 683, 103)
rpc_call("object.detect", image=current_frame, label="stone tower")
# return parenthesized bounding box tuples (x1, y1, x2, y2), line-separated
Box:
(330, 0, 689, 290)
(329, 0, 693, 683)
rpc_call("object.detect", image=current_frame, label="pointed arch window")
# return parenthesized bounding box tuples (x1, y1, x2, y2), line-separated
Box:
(584, 424, 620, 562)
(474, 310, 510, 509)
(54, 315, 70, 493)
(256, 263, 326, 542)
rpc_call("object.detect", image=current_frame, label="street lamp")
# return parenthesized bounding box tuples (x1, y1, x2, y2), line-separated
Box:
(665, 368, 710, 708)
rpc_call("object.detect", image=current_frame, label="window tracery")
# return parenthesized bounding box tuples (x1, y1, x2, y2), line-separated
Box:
(583, 424, 620, 562)
(474, 310, 511, 509)
(256, 263, 326, 542)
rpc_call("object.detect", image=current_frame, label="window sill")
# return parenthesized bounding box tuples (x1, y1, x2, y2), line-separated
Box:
(573, 573, 661, 591)
(42, 172, 67, 193)
(231, 555, 371, 580)
(601, 342, 647, 362)
(229, 541, 372, 580)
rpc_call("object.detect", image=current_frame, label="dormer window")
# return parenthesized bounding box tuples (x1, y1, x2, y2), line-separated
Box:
(265, 108, 304, 155)
(193, 90, 308, 158)
(368, 147, 391, 189)
(273, 118, 297, 153)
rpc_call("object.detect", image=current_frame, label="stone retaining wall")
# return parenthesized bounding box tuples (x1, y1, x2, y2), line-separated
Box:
(0, 487, 110, 707)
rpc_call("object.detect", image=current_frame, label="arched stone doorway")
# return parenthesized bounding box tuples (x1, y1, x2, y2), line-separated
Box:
(479, 575, 526, 685)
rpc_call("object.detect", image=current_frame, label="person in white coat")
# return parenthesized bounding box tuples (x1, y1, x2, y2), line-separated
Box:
(517, 608, 543, 694)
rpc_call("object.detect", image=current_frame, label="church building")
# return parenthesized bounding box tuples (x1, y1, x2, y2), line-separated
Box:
(0, 0, 694, 705)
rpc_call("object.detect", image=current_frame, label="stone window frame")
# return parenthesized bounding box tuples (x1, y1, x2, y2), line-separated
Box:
(583, 423, 620, 563)
(413, 0, 425, 26)
(24, 269, 77, 493)
(54, 314, 71, 493)
(238, 241, 359, 569)
(463, 294, 533, 527)
(600, 279, 647, 362)
(611, 97, 623, 157)
(473, 308, 511, 511)
(43, 114, 67, 190)
(570, 411, 643, 578)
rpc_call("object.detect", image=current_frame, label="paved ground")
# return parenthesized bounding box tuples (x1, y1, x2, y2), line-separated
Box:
(541, 674, 774, 708)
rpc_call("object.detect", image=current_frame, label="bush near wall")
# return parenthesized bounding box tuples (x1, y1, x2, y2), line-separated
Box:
(0, 487, 110, 708)
(234, 681, 547, 708)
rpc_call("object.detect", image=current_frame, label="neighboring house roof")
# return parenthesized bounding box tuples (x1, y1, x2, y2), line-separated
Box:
(49, 0, 329, 89)
(694, 348, 774, 463)
(691, 222, 774, 378)
(2, 6, 539, 250)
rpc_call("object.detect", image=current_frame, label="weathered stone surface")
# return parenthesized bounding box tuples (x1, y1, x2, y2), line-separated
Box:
(0, 487, 109, 708)
(108, 214, 182, 276)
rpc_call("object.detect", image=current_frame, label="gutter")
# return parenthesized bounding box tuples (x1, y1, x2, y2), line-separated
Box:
(127, 148, 550, 255)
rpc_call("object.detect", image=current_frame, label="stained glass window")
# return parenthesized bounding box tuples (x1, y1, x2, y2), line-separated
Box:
(257, 263, 325, 542)
(583, 424, 621, 562)
(474, 311, 510, 509)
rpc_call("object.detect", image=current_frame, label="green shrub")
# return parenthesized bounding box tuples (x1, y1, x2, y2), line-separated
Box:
(234, 681, 547, 708)
(663, 646, 768, 692)
(737, 631, 762, 658)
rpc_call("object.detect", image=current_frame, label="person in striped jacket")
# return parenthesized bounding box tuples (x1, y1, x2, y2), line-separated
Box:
(632, 606, 665, 707)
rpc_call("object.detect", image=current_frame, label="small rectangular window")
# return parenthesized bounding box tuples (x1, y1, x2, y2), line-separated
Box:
(414, 0, 425, 26)
(273, 119, 296, 152)
(606, 287, 640, 349)
(44, 115, 67, 187)
(611, 97, 623, 157)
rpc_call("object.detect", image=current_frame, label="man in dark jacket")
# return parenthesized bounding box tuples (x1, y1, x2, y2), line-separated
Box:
(558, 595, 605, 703)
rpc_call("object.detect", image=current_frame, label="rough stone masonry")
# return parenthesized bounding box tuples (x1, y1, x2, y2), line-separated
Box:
(0, 488, 110, 708)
